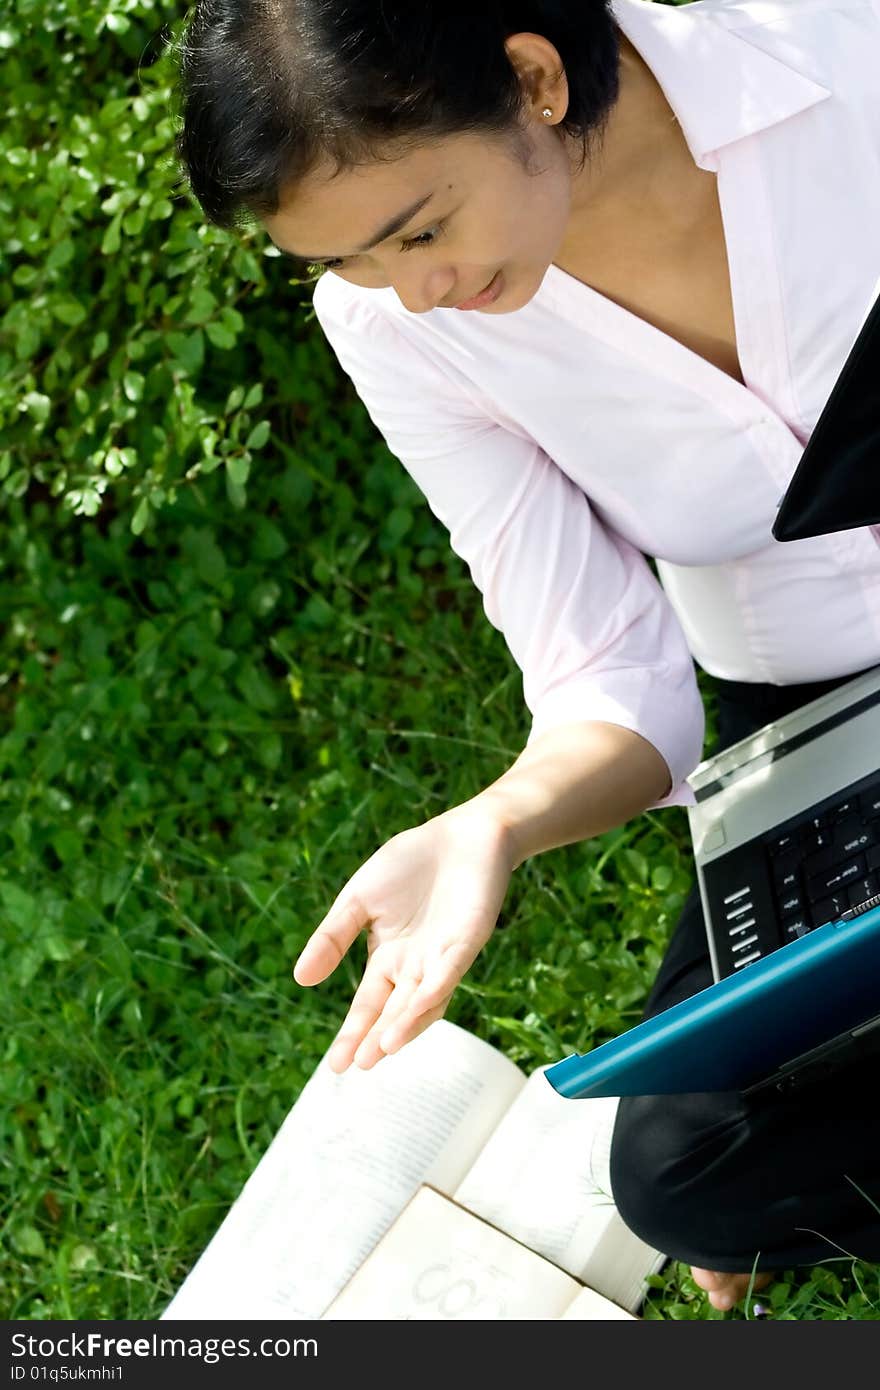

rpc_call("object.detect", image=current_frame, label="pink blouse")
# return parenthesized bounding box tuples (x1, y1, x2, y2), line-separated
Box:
(311, 0, 880, 808)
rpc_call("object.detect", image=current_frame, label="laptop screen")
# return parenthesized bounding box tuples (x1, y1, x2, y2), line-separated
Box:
(773, 279, 880, 543)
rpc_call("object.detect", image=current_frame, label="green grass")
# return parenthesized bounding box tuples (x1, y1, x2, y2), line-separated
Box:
(2, 416, 879, 1321)
(2, 0, 876, 1326)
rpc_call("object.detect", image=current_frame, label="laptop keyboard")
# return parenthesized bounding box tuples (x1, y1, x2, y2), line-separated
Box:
(702, 769, 880, 979)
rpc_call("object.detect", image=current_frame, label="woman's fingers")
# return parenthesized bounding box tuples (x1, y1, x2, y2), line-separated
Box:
(377, 996, 454, 1062)
(326, 965, 393, 1072)
(293, 891, 370, 986)
(349, 961, 426, 1070)
(382, 937, 484, 1049)
(299, 816, 510, 1072)
(377, 941, 478, 1055)
(325, 947, 425, 1073)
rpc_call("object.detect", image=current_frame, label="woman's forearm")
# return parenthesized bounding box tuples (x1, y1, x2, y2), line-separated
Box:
(469, 720, 674, 871)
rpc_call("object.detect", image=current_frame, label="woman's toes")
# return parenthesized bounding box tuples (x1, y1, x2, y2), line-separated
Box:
(690, 1267, 736, 1309)
(689, 1267, 773, 1311)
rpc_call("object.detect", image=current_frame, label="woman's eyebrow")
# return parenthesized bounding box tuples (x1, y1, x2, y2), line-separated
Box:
(272, 192, 435, 265)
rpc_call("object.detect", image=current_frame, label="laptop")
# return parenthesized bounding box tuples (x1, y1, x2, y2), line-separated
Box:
(773, 273, 880, 542)
(545, 275, 880, 1102)
(544, 669, 880, 1101)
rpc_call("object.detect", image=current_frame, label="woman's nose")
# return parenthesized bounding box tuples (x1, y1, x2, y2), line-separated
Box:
(393, 265, 457, 314)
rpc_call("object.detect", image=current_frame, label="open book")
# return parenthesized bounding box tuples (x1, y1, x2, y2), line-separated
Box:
(161, 1020, 666, 1321)
(322, 1186, 637, 1320)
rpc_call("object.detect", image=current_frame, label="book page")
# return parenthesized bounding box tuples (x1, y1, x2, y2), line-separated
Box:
(322, 1186, 580, 1320)
(452, 1071, 665, 1312)
(161, 1020, 525, 1320)
(560, 1286, 636, 1320)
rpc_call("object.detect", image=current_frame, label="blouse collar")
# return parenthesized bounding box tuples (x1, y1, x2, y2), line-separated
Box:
(612, 0, 832, 171)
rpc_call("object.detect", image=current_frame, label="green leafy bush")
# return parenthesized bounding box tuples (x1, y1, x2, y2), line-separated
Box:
(1, 0, 319, 531)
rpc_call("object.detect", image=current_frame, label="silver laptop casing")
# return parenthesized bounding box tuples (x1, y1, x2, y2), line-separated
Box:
(687, 665, 880, 981)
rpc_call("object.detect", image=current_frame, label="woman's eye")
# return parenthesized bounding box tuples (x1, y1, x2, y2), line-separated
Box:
(314, 222, 445, 275)
(400, 226, 442, 253)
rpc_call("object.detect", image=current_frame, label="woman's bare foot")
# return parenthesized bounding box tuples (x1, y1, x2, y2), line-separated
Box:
(691, 1266, 774, 1312)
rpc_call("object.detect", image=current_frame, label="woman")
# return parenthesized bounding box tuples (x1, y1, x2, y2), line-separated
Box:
(176, 0, 880, 1310)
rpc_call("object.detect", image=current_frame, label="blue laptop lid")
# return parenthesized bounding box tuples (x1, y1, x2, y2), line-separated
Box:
(544, 904, 880, 1100)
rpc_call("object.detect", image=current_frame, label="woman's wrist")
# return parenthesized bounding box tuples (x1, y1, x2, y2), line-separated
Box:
(440, 795, 521, 878)
(465, 720, 673, 870)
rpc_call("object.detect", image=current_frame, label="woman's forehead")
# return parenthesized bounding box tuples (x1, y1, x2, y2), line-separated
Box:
(267, 135, 491, 255)
(286, 133, 491, 208)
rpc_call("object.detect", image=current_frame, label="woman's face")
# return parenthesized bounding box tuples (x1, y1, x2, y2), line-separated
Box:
(263, 125, 574, 315)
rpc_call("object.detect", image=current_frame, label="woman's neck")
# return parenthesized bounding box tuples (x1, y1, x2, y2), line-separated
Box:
(564, 33, 695, 231)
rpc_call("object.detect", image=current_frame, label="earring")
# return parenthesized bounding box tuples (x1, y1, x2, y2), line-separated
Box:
(541, 107, 553, 119)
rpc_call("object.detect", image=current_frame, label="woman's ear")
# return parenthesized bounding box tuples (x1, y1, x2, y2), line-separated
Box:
(503, 31, 570, 124)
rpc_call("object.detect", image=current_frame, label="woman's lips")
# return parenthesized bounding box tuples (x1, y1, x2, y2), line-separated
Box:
(453, 270, 504, 311)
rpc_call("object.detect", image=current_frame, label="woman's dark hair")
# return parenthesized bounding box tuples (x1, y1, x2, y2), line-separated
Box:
(173, 1, 621, 231)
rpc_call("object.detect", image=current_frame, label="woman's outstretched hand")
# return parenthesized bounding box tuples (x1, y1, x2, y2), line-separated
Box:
(293, 802, 517, 1073)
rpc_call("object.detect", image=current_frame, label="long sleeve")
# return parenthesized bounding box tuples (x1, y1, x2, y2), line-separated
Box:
(312, 276, 704, 809)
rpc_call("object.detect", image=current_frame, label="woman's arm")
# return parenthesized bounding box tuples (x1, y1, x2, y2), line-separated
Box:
(312, 273, 705, 806)
(471, 717, 673, 871)
(294, 717, 672, 1074)
(298, 275, 705, 1072)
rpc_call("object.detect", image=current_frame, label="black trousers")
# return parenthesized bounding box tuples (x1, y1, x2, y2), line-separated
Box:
(608, 668, 880, 1272)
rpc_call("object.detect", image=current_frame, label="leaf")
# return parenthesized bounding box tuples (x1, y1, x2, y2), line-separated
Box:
(205, 321, 236, 350)
(46, 239, 75, 272)
(4, 469, 30, 498)
(21, 392, 51, 426)
(622, 847, 649, 885)
(235, 662, 281, 713)
(69, 1245, 98, 1272)
(76, 501, 104, 547)
(123, 371, 145, 402)
(131, 498, 151, 535)
(122, 208, 146, 237)
(245, 420, 271, 450)
(14, 319, 40, 361)
(251, 519, 288, 561)
(101, 212, 123, 255)
(256, 732, 282, 770)
(50, 829, 83, 864)
(226, 455, 250, 487)
(166, 329, 204, 375)
(226, 476, 247, 510)
(248, 580, 281, 617)
(0, 882, 39, 930)
(13, 1226, 46, 1259)
(53, 298, 88, 326)
(188, 530, 227, 587)
(184, 287, 218, 325)
(43, 934, 78, 963)
(384, 505, 413, 542)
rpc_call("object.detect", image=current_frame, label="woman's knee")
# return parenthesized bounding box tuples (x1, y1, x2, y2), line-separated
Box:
(609, 1090, 751, 1260)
